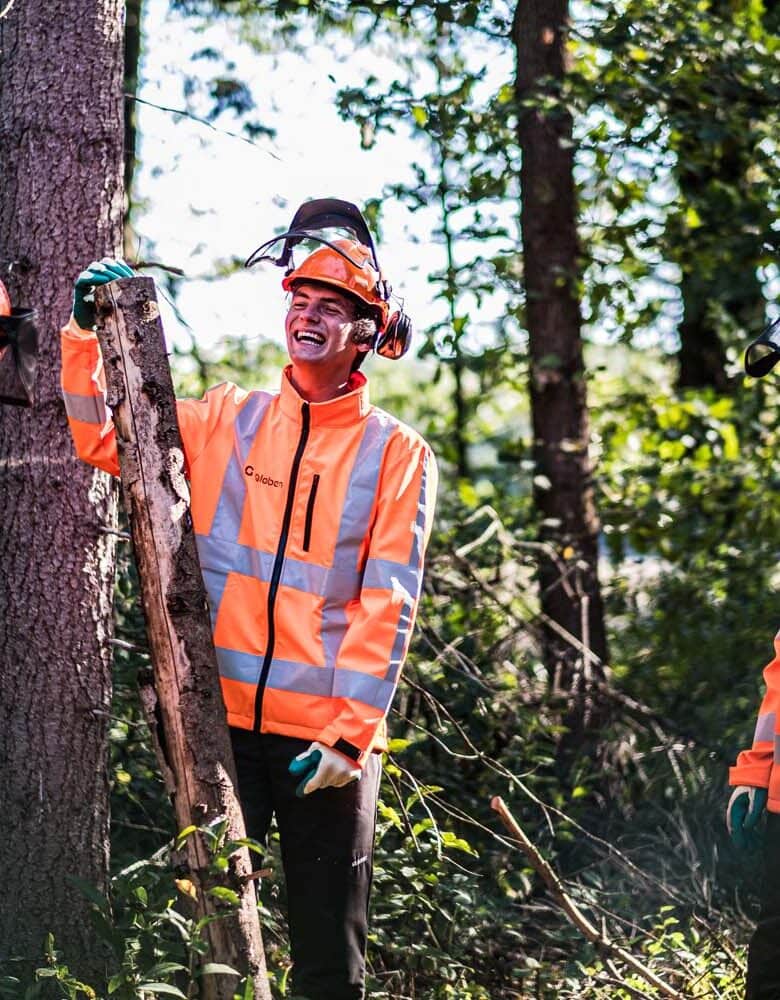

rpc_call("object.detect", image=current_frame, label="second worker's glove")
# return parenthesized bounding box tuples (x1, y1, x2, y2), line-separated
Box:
(288, 742, 362, 797)
(72, 258, 135, 330)
(726, 785, 768, 849)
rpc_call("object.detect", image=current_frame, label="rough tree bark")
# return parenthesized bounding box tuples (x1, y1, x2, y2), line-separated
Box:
(0, 0, 123, 979)
(513, 0, 608, 731)
(94, 277, 271, 1000)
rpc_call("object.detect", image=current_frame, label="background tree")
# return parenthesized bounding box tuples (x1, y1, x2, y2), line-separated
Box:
(0, 0, 124, 979)
(513, 0, 608, 716)
(334, 15, 519, 483)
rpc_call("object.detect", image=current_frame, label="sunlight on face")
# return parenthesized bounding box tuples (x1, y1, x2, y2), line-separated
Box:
(284, 283, 364, 382)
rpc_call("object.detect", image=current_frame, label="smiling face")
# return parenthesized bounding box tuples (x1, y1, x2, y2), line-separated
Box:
(284, 281, 370, 392)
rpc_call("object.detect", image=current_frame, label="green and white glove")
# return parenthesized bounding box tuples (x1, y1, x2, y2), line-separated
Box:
(72, 258, 134, 329)
(288, 742, 362, 797)
(726, 785, 768, 849)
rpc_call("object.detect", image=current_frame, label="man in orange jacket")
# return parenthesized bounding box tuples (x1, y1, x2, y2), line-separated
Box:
(60, 215, 438, 1000)
(729, 631, 780, 999)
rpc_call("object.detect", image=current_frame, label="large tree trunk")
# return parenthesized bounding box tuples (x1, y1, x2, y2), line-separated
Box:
(513, 0, 608, 734)
(0, 0, 124, 981)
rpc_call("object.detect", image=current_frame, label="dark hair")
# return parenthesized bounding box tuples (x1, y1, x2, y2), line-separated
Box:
(350, 312, 377, 371)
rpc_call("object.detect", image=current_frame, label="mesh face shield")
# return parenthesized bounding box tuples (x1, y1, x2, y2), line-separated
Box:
(745, 318, 780, 378)
(0, 279, 37, 407)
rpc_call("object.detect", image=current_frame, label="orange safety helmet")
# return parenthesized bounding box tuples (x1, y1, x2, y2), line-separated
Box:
(281, 239, 390, 330)
(245, 198, 413, 360)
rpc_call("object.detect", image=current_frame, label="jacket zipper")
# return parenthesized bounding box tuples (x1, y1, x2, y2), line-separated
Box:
(302, 474, 320, 552)
(253, 402, 311, 731)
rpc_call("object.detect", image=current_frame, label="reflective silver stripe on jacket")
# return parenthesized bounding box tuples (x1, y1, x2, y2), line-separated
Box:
(213, 647, 394, 711)
(755, 711, 777, 745)
(62, 390, 107, 425)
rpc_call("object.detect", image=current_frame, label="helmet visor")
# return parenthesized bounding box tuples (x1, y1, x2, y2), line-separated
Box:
(745, 318, 780, 378)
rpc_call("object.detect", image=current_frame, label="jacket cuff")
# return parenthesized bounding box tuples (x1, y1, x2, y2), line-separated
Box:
(63, 315, 98, 340)
(316, 729, 366, 767)
(729, 763, 772, 788)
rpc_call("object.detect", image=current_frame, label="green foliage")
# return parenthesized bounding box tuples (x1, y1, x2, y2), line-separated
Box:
(0, 935, 97, 999)
(56, 0, 780, 996)
(596, 372, 780, 746)
(572, 0, 779, 374)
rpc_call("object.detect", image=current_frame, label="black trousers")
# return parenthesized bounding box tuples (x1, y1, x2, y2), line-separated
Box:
(230, 729, 381, 1000)
(747, 813, 780, 999)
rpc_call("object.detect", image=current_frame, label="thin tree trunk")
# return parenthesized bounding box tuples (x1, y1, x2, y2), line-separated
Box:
(675, 146, 766, 391)
(513, 0, 608, 733)
(95, 277, 271, 1000)
(123, 0, 143, 252)
(673, 0, 777, 390)
(438, 173, 469, 480)
(0, 0, 123, 982)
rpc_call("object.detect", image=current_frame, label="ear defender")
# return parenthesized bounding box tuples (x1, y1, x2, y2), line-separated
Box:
(376, 310, 413, 360)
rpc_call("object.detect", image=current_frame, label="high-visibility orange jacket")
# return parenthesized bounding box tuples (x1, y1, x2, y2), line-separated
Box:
(60, 317, 438, 765)
(730, 631, 780, 812)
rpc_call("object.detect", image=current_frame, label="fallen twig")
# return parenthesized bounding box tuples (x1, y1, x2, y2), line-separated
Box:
(490, 796, 685, 1000)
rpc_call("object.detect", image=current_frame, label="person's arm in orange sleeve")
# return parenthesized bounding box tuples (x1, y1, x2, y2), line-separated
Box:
(314, 431, 438, 768)
(726, 633, 780, 846)
(61, 311, 245, 478)
(729, 633, 780, 790)
(61, 316, 120, 475)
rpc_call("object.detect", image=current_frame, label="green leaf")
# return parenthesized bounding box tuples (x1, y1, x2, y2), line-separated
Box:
(199, 963, 240, 977)
(720, 424, 739, 461)
(107, 973, 126, 994)
(138, 985, 188, 998)
(208, 886, 240, 906)
(143, 964, 188, 980)
(411, 105, 428, 127)
(386, 738, 410, 753)
(685, 206, 702, 229)
(377, 802, 403, 829)
(234, 976, 254, 1000)
(440, 830, 478, 856)
(175, 825, 197, 848)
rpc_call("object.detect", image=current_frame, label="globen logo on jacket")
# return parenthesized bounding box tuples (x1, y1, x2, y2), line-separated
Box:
(244, 465, 283, 489)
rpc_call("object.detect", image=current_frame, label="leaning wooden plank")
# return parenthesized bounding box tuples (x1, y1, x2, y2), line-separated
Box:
(95, 277, 271, 1000)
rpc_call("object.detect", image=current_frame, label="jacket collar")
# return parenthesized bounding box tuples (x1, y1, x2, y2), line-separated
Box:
(279, 365, 371, 428)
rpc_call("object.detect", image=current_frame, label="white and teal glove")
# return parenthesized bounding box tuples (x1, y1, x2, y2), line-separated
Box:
(72, 258, 134, 329)
(726, 785, 768, 849)
(288, 742, 362, 797)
